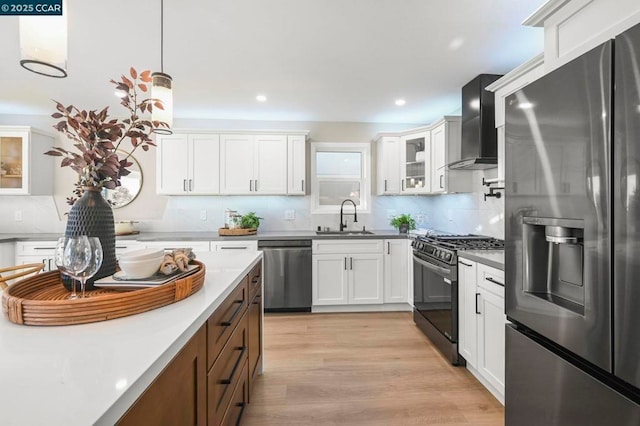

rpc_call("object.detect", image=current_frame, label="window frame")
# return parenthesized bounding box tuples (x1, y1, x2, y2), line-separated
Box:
(310, 142, 371, 214)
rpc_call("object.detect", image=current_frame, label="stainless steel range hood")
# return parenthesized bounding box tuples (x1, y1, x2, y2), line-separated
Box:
(449, 74, 503, 170)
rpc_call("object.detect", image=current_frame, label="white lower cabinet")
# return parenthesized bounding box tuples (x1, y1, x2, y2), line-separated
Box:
(211, 241, 258, 251)
(383, 239, 408, 303)
(458, 258, 507, 404)
(312, 240, 384, 308)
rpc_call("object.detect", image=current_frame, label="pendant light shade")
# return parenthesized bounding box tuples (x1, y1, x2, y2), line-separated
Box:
(19, 1, 68, 78)
(152, 0, 173, 135)
(152, 72, 173, 134)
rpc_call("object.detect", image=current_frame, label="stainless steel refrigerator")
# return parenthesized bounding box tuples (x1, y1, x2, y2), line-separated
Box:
(504, 22, 640, 425)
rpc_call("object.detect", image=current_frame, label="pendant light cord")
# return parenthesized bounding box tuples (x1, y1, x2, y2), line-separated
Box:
(160, 0, 164, 72)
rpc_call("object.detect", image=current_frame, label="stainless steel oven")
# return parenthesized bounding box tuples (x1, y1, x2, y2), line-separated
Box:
(412, 250, 459, 364)
(411, 233, 504, 365)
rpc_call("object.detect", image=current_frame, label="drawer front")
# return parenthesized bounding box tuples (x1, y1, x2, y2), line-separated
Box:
(144, 240, 211, 252)
(15, 241, 56, 256)
(248, 261, 262, 298)
(207, 277, 249, 369)
(248, 286, 262, 393)
(220, 360, 249, 426)
(214, 241, 258, 251)
(477, 263, 505, 297)
(208, 313, 248, 426)
(312, 239, 383, 254)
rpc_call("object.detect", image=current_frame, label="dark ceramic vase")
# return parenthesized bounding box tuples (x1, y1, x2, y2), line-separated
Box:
(62, 187, 116, 291)
(399, 223, 409, 234)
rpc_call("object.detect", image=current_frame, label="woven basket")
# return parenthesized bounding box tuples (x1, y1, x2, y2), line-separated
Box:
(218, 227, 257, 236)
(1, 260, 205, 326)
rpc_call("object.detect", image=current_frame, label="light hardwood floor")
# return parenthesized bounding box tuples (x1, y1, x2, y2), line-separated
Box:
(242, 312, 504, 426)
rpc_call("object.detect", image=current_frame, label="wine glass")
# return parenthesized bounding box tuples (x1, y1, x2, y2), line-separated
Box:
(61, 236, 91, 298)
(54, 236, 82, 300)
(77, 237, 103, 298)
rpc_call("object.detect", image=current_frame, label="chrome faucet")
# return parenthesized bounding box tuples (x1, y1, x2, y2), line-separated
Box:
(339, 199, 358, 231)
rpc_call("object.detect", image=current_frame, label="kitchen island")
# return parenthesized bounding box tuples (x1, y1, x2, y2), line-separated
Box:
(0, 250, 262, 426)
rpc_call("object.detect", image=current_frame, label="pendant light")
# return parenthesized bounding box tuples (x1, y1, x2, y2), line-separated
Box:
(19, 0, 68, 78)
(152, 0, 173, 135)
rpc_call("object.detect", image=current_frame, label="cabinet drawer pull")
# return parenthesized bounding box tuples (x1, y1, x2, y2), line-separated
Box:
(189, 179, 193, 191)
(459, 261, 472, 267)
(219, 346, 246, 385)
(220, 300, 244, 327)
(183, 179, 187, 192)
(252, 295, 261, 305)
(220, 246, 248, 250)
(32, 247, 53, 250)
(485, 277, 504, 286)
(249, 180, 253, 191)
(384, 179, 387, 192)
(301, 179, 304, 192)
(387, 242, 390, 255)
(402, 180, 405, 191)
(251, 276, 260, 285)
(440, 174, 444, 189)
(254, 179, 258, 192)
(475, 293, 481, 315)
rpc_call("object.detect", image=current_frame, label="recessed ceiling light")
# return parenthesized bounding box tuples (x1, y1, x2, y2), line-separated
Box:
(256, 94, 267, 102)
(395, 99, 406, 106)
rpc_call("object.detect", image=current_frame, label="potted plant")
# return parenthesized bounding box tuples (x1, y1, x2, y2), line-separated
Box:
(390, 214, 416, 234)
(236, 212, 262, 230)
(44, 67, 169, 288)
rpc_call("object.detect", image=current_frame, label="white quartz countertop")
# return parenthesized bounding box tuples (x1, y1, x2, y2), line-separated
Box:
(458, 250, 505, 271)
(0, 251, 262, 426)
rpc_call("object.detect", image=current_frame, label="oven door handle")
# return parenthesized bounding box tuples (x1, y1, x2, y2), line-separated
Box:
(413, 255, 452, 278)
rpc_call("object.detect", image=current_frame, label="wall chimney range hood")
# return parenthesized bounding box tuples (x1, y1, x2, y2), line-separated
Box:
(449, 74, 503, 170)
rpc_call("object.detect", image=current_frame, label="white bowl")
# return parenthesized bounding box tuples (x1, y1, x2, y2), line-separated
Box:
(118, 255, 164, 278)
(119, 248, 163, 261)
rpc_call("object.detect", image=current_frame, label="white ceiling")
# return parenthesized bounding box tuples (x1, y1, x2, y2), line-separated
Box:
(0, 0, 545, 125)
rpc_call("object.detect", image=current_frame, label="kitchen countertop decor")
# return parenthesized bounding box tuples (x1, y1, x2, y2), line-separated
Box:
(2, 261, 205, 326)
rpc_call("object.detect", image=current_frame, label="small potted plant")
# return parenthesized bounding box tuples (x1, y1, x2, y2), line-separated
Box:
(236, 212, 262, 230)
(390, 214, 416, 234)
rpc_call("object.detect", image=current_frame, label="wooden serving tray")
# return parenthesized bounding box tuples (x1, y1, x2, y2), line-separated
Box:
(1, 260, 205, 326)
(218, 227, 257, 236)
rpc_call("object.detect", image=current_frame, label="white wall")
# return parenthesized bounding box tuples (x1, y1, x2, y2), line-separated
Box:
(0, 114, 504, 238)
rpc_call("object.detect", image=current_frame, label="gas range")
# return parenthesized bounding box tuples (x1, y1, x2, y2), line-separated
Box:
(411, 234, 504, 265)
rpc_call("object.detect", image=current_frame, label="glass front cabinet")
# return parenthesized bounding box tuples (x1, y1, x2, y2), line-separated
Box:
(0, 127, 54, 195)
(401, 131, 431, 194)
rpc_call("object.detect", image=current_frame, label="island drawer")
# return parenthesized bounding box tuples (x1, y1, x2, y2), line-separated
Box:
(208, 312, 248, 426)
(248, 261, 262, 298)
(220, 360, 249, 426)
(207, 276, 249, 369)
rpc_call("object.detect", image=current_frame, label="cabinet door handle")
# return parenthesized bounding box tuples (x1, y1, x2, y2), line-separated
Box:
(189, 179, 193, 191)
(252, 295, 261, 305)
(387, 242, 390, 255)
(249, 180, 253, 192)
(301, 179, 304, 192)
(475, 293, 481, 315)
(220, 299, 245, 327)
(344, 257, 347, 270)
(255, 179, 258, 192)
(402, 180, 405, 191)
(459, 261, 472, 267)
(485, 277, 504, 286)
(183, 179, 187, 192)
(440, 174, 444, 189)
(350, 257, 353, 270)
(219, 345, 246, 385)
(384, 179, 388, 192)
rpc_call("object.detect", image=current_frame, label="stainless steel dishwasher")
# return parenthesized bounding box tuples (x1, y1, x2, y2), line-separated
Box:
(258, 240, 312, 312)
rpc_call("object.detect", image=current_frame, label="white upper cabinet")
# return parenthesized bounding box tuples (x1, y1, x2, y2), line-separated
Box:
(401, 131, 431, 194)
(0, 126, 54, 195)
(287, 135, 306, 195)
(375, 136, 400, 195)
(375, 117, 473, 195)
(253, 134, 287, 194)
(156, 132, 220, 195)
(220, 134, 255, 194)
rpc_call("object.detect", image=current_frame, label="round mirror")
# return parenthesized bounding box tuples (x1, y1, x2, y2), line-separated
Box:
(102, 151, 143, 208)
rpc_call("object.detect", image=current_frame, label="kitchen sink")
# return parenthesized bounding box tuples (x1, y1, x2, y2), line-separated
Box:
(315, 230, 374, 236)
